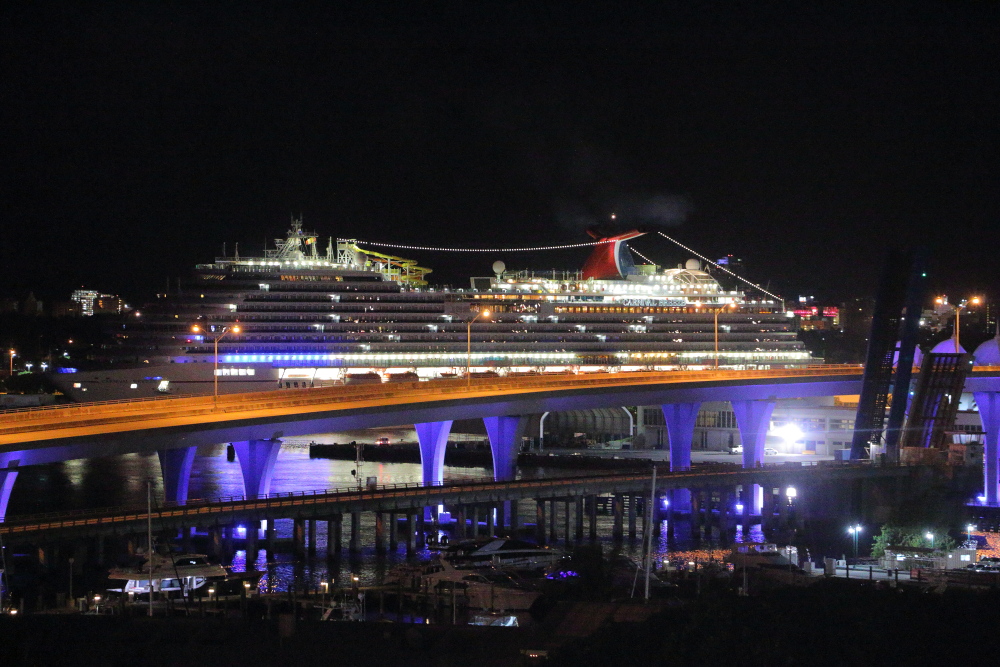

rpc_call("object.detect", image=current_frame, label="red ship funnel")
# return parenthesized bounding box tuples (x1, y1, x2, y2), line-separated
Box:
(581, 229, 646, 280)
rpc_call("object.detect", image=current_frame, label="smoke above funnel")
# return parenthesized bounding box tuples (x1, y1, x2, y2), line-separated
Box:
(555, 193, 693, 232)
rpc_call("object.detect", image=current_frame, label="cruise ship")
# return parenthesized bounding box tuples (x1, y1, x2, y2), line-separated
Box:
(53, 221, 811, 402)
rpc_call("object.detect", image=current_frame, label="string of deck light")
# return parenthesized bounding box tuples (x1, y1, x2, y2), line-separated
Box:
(352, 239, 612, 253)
(630, 247, 657, 265)
(655, 231, 783, 301)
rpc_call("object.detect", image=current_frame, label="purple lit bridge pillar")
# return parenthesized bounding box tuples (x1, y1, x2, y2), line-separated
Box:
(975, 392, 1000, 505)
(732, 399, 776, 514)
(661, 402, 700, 513)
(232, 439, 282, 499)
(483, 416, 530, 482)
(0, 466, 17, 523)
(484, 416, 530, 529)
(158, 447, 197, 505)
(415, 420, 453, 486)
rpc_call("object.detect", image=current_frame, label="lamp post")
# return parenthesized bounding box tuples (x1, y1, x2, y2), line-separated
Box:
(847, 524, 862, 558)
(7, 349, 14, 377)
(466, 309, 491, 386)
(967, 524, 975, 543)
(935, 296, 980, 352)
(925, 532, 934, 549)
(707, 303, 736, 369)
(191, 324, 241, 404)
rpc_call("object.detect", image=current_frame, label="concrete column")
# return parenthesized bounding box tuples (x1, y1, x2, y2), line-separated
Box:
(293, 518, 306, 557)
(307, 519, 317, 557)
(487, 506, 496, 537)
(416, 513, 426, 549)
(483, 416, 530, 481)
(549, 500, 557, 542)
(535, 500, 546, 545)
(588, 496, 598, 541)
(564, 501, 572, 545)
(389, 512, 398, 552)
(661, 402, 700, 471)
(265, 519, 277, 559)
(415, 421, 454, 486)
(628, 495, 638, 541)
(454, 507, 466, 539)
(975, 391, 1000, 505)
(157, 447, 197, 505)
(689, 490, 701, 539)
(330, 514, 343, 554)
(406, 514, 416, 556)
(375, 512, 385, 554)
(246, 519, 259, 558)
(732, 399, 776, 514)
(0, 466, 18, 523)
(349, 511, 361, 553)
(575, 497, 584, 542)
(612, 495, 624, 541)
(232, 439, 283, 499)
(509, 500, 519, 530)
(209, 524, 223, 558)
(471, 506, 480, 538)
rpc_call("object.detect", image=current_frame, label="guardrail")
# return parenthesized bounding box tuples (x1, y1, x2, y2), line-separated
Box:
(0, 366, 868, 435)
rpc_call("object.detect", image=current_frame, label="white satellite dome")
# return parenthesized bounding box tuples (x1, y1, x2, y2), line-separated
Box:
(974, 335, 1000, 366)
(930, 337, 966, 354)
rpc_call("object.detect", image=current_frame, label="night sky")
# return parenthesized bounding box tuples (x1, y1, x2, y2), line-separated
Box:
(2, 2, 997, 305)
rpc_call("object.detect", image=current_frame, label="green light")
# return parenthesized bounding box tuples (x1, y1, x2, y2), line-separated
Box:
(921, 273, 927, 277)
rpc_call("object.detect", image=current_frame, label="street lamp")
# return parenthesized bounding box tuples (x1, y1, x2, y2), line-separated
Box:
(7, 349, 14, 377)
(847, 524, 862, 558)
(191, 324, 241, 403)
(925, 532, 934, 549)
(935, 296, 980, 352)
(697, 303, 737, 369)
(466, 309, 491, 386)
(967, 524, 976, 542)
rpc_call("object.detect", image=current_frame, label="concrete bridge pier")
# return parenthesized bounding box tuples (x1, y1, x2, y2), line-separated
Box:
(689, 489, 702, 539)
(509, 500, 519, 531)
(588, 496, 598, 541)
(415, 420, 454, 486)
(662, 403, 699, 513)
(246, 519, 259, 557)
(487, 505, 496, 537)
(265, 520, 277, 560)
(209, 523, 223, 558)
(389, 512, 398, 552)
(739, 485, 751, 535)
(349, 511, 361, 553)
(564, 500, 572, 545)
(328, 514, 343, 554)
(307, 519, 317, 557)
(549, 500, 559, 544)
(975, 391, 1000, 505)
(575, 497, 584, 542)
(732, 399, 776, 515)
(231, 439, 282, 499)
(406, 514, 416, 556)
(484, 416, 530, 481)
(416, 513, 426, 550)
(628, 495, 638, 541)
(453, 507, 465, 539)
(375, 512, 385, 554)
(157, 447, 197, 505)
(0, 466, 18, 523)
(612, 495, 625, 542)
(293, 518, 306, 557)
(471, 506, 480, 537)
(535, 500, 546, 545)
